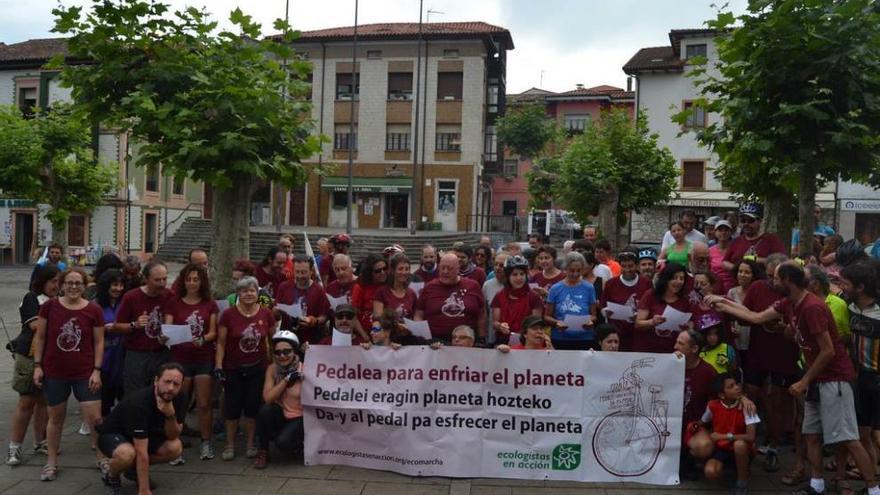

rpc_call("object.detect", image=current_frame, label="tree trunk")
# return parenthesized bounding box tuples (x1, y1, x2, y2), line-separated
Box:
(764, 188, 795, 252)
(52, 219, 68, 260)
(597, 186, 620, 249)
(211, 175, 256, 296)
(797, 175, 819, 259)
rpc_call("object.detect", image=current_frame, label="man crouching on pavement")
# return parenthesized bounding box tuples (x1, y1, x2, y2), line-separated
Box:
(97, 362, 187, 495)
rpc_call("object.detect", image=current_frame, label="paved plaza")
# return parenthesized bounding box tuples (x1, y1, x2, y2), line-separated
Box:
(0, 265, 798, 494)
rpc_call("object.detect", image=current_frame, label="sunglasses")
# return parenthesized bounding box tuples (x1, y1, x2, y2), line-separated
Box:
(373, 266, 388, 274)
(273, 349, 293, 356)
(336, 313, 355, 320)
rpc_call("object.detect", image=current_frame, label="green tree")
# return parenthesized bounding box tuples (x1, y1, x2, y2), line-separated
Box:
(0, 104, 117, 252)
(681, 0, 880, 256)
(52, 0, 323, 292)
(555, 109, 677, 247)
(496, 103, 557, 160)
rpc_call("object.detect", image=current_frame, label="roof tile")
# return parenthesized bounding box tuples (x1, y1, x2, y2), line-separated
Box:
(622, 46, 683, 73)
(0, 38, 68, 63)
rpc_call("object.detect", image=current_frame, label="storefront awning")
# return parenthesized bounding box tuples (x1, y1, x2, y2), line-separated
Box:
(321, 177, 412, 193)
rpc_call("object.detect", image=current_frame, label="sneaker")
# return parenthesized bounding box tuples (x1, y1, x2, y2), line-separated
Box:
(101, 470, 122, 495)
(6, 444, 22, 466)
(199, 441, 215, 460)
(757, 443, 770, 455)
(123, 469, 157, 489)
(253, 449, 269, 470)
(245, 446, 258, 459)
(734, 480, 749, 495)
(78, 423, 91, 435)
(764, 449, 780, 473)
(169, 455, 185, 466)
(33, 440, 48, 456)
(221, 447, 235, 461)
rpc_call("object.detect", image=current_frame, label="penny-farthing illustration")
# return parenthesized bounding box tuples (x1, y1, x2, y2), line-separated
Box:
(592, 357, 670, 477)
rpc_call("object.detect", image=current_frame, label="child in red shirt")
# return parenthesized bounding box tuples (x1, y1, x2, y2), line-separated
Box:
(697, 373, 759, 495)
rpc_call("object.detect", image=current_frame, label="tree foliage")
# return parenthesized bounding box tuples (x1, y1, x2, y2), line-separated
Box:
(555, 109, 677, 244)
(0, 104, 118, 249)
(496, 102, 556, 159)
(680, 0, 880, 255)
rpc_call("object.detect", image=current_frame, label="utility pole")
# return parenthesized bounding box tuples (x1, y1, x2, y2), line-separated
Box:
(409, 0, 424, 235)
(345, 0, 359, 234)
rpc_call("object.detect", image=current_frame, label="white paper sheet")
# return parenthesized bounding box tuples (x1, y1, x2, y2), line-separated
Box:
(561, 313, 593, 330)
(403, 318, 432, 340)
(215, 299, 230, 313)
(326, 294, 348, 311)
(409, 282, 425, 297)
(331, 328, 353, 346)
(604, 302, 635, 322)
(656, 306, 692, 332)
(277, 303, 304, 319)
(529, 283, 540, 290)
(508, 332, 522, 346)
(161, 324, 192, 347)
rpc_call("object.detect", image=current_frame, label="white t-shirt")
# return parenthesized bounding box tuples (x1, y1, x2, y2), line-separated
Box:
(661, 228, 708, 249)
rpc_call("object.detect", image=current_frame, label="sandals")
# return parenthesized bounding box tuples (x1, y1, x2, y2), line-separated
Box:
(781, 466, 808, 486)
(40, 464, 58, 482)
(221, 446, 235, 461)
(828, 478, 854, 495)
(245, 446, 258, 459)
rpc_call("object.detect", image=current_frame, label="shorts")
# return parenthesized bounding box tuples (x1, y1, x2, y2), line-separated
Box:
(180, 361, 213, 378)
(123, 348, 171, 395)
(711, 448, 735, 464)
(12, 354, 39, 396)
(743, 368, 796, 388)
(43, 377, 100, 407)
(97, 432, 164, 457)
(854, 371, 880, 429)
(802, 381, 860, 445)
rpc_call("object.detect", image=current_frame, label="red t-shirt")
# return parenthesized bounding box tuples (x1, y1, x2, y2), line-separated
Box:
(351, 283, 382, 332)
(461, 266, 487, 287)
(703, 399, 759, 452)
(414, 267, 438, 284)
(326, 279, 355, 301)
(117, 287, 171, 352)
(374, 286, 418, 319)
(600, 276, 652, 352)
(415, 278, 485, 339)
(723, 233, 785, 266)
(491, 288, 543, 339)
(774, 293, 855, 382)
(164, 297, 218, 364)
(684, 359, 717, 427)
(275, 280, 330, 344)
(39, 298, 104, 380)
(742, 280, 798, 375)
(532, 271, 565, 289)
(318, 255, 337, 285)
(218, 306, 276, 369)
(254, 267, 285, 299)
(634, 289, 697, 353)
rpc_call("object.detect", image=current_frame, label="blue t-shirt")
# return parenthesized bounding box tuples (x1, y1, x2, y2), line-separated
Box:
(547, 279, 596, 341)
(791, 225, 835, 248)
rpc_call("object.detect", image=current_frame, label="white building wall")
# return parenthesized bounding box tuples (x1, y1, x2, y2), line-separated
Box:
(37, 205, 52, 244)
(47, 78, 72, 105)
(90, 205, 116, 249)
(460, 54, 486, 165)
(126, 206, 142, 251)
(0, 207, 11, 245)
(0, 70, 33, 105)
(357, 57, 386, 163)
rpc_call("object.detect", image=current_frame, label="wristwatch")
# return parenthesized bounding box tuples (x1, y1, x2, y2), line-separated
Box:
(726, 433, 734, 441)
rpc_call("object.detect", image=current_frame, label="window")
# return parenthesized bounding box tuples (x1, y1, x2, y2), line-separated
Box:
(685, 44, 707, 60)
(487, 84, 499, 113)
(437, 181, 457, 213)
(172, 176, 184, 195)
(436, 124, 461, 152)
(386, 124, 410, 151)
(336, 73, 359, 100)
(502, 200, 518, 216)
(682, 161, 705, 189)
(484, 125, 497, 162)
(366, 50, 382, 59)
(67, 215, 86, 247)
(564, 114, 589, 133)
(145, 165, 159, 192)
(503, 159, 518, 177)
(332, 191, 349, 209)
(437, 72, 463, 100)
(144, 212, 158, 253)
(334, 124, 357, 150)
(18, 87, 37, 116)
(442, 49, 460, 58)
(683, 101, 707, 129)
(388, 72, 413, 100)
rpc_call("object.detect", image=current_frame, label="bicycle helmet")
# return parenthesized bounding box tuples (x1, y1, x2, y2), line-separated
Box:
(272, 330, 300, 347)
(382, 244, 405, 257)
(637, 247, 658, 261)
(504, 255, 530, 275)
(330, 233, 352, 245)
(837, 239, 866, 267)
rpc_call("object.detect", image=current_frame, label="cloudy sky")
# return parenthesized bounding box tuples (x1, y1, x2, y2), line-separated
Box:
(0, 0, 748, 94)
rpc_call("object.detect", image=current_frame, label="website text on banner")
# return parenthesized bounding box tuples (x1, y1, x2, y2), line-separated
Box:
(303, 347, 684, 485)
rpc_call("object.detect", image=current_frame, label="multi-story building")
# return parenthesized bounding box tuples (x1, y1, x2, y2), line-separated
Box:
(493, 84, 634, 224)
(0, 38, 205, 264)
(623, 28, 836, 244)
(257, 22, 513, 231)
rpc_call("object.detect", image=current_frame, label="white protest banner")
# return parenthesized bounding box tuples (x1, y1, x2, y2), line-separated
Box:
(303, 347, 684, 485)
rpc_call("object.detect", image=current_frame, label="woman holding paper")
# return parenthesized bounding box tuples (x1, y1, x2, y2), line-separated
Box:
(215, 276, 277, 461)
(351, 254, 388, 334)
(163, 263, 218, 461)
(362, 310, 432, 349)
(491, 256, 543, 345)
(373, 253, 418, 319)
(634, 263, 696, 353)
(545, 252, 598, 350)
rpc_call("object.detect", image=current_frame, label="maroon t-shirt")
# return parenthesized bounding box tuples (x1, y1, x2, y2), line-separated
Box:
(414, 267, 438, 284)
(742, 280, 798, 375)
(326, 279, 355, 301)
(218, 306, 276, 369)
(491, 288, 543, 341)
(774, 293, 855, 383)
(684, 359, 718, 427)
(255, 267, 285, 299)
(39, 298, 104, 380)
(318, 255, 337, 285)
(164, 297, 218, 364)
(461, 266, 487, 287)
(600, 276, 653, 352)
(117, 287, 171, 352)
(723, 233, 785, 266)
(275, 280, 330, 343)
(634, 289, 697, 353)
(532, 271, 566, 289)
(415, 278, 485, 339)
(374, 286, 418, 319)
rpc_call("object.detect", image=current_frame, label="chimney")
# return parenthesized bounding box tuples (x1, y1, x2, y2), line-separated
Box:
(575, 83, 584, 90)
(626, 77, 632, 92)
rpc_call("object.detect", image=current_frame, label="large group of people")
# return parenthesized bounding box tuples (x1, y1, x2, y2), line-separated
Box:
(5, 202, 880, 495)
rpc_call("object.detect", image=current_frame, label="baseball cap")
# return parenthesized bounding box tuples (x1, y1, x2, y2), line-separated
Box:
(704, 216, 721, 226)
(334, 303, 356, 317)
(521, 315, 546, 331)
(714, 220, 733, 230)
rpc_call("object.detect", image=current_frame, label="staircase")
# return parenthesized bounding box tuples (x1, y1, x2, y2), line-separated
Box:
(156, 217, 489, 264)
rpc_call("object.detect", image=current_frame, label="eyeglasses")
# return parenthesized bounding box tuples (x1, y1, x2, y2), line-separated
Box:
(373, 266, 388, 274)
(273, 349, 293, 356)
(64, 282, 84, 287)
